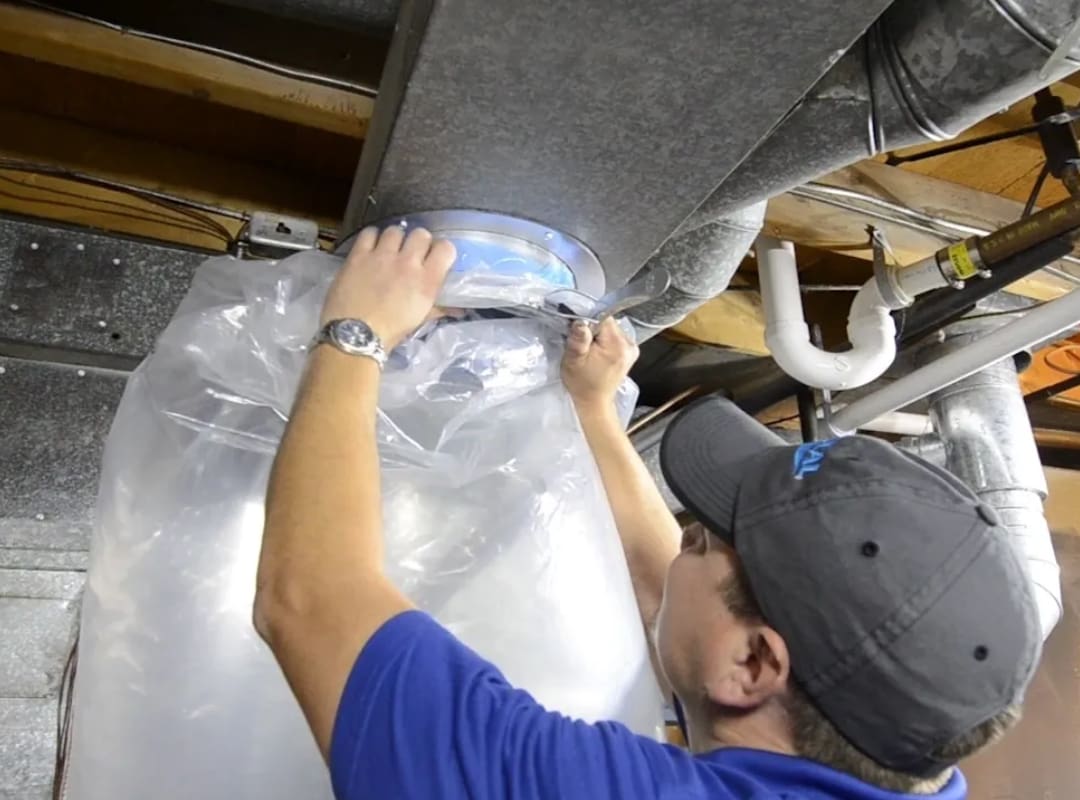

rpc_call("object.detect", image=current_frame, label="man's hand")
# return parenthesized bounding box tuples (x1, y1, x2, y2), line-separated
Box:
(561, 317, 640, 413)
(321, 226, 457, 349)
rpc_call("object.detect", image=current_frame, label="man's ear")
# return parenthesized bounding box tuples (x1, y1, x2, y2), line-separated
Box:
(704, 625, 790, 710)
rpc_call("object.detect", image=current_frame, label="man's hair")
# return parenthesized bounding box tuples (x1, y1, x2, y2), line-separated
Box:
(719, 569, 1020, 794)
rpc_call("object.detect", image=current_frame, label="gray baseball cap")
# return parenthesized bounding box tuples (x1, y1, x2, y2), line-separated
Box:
(660, 396, 1042, 777)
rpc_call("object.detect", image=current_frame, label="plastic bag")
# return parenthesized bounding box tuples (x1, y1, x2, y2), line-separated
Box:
(66, 251, 664, 800)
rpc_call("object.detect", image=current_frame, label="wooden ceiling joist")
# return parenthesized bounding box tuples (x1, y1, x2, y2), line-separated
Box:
(764, 160, 1080, 302)
(0, 2, 373, 139)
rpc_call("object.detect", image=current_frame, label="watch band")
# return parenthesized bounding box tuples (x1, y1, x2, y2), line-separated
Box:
(313, 319, 387, 369)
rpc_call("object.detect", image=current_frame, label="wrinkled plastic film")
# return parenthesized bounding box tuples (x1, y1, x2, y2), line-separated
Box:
(67, 251, 663, 800)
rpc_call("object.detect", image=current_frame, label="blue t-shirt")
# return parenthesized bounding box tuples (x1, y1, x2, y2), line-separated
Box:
(330, 611, 967, 800)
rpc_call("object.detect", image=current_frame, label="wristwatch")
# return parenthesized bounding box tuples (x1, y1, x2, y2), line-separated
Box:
(313, 319, 387, 369)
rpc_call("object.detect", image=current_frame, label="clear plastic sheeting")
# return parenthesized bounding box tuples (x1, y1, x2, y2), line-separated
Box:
(66, 251, 664, 800)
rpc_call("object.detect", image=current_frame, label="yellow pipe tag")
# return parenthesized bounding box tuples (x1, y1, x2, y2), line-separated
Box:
(946, 242, 978, 280)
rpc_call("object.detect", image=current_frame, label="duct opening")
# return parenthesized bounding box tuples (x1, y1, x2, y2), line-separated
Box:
(339, 210, 606, 298)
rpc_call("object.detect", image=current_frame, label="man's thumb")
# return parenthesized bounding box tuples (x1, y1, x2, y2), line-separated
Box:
(565, 321, 593, 359)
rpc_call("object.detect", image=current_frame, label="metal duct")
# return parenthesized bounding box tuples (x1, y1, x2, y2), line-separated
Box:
(920, 329, 1063, 640)
(628, 202, 766, 340)
(684, 0, 1080, 222)
(342, 0, 894, 290)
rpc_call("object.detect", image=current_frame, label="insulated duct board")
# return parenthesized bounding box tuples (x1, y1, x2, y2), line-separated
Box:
(343, 0, 894, 288)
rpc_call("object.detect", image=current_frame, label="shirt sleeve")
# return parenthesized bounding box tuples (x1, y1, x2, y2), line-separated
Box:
(329, 611, 706, 800)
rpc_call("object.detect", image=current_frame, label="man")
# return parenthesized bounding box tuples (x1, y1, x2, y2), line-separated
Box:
(254, 225, 1041, 799)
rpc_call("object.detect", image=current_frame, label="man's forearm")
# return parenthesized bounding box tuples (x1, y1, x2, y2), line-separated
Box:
(255, 347, 410, 753)
(576, 401, 681, 630)
(260, 348, 384, 597)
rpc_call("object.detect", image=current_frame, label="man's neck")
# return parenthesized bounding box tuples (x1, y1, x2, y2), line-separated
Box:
(685, 706, 798, 758)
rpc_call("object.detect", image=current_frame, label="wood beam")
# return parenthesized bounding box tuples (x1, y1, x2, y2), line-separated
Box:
(1044, 467, 1080, 537)
(0, 2, 373, 139)
(670, 279, 768, 355)
(0, 106, 348, 248)
(764, 161, 1079, 302)
(0, 52, 362, 181)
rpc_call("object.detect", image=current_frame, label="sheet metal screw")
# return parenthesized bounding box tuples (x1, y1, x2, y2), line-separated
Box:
(76, 369, 86, 377)
(34, 513, 45, 521)
(76, 243, 86, 251)
(97, 320, 108, 328)
(29, 242, 39, 250)
(0, 366, 6, 375)
(8, 303, 19, 312)
(112, 258, 121, 266)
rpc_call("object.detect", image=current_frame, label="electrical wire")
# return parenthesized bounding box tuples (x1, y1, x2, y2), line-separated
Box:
(1022, 163, 1050, 219)
(0, 159, 247, 221)
(0, 183, 232, 244)
(955, 302, 1049, 324)
(17, 0, 378, 97)
(765, 410, 804, 428)
(51, 635, 77, 800)
(1, 159, 341, 241)
(0, 159, 238, 238)
(0, 173, 231, 242)
(627, 385, 701, 435)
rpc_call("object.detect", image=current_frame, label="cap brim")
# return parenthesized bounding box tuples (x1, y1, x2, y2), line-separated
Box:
(660, 396, 787, 543)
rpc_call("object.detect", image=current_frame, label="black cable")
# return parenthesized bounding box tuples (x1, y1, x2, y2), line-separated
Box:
(51, 635, 77, 800)
(1022, 163, 1050, 218)
(0, 184, 232, 243)
(1025, 373, 1080, 404)
(765, 410, 804, 428)
(796, 387, 819, 441)
(0, 159, 239, 241)
(0, 173, 230, 240)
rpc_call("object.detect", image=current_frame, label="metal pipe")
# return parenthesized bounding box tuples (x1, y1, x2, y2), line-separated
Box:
(898, 236, 1075, 344)
(897, 433, 948, 468)
(923, 346, 1061, 639)
(829, 289, 1080, 433)
(631, 416, 684, 514)
(628, 202, 765, 340)
(790, 182, 1080, 282)
(687, 0, 1080, 224)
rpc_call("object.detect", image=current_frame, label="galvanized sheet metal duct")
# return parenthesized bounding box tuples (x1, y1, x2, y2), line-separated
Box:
(920, 330, 1063, 639)
(628, 202, 766, 339)
(342, 0, 895, 290)
(685, 0, 1080, 222)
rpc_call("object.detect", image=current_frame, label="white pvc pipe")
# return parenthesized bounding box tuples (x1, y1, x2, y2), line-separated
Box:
(823, 408, 934, 437)
(829, 288, 1080, 434)
(757, 237, 897, 390)
(756, 238, 949, 391)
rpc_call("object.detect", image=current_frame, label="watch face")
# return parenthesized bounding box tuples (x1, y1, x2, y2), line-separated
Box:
(334, 319, 373, 349)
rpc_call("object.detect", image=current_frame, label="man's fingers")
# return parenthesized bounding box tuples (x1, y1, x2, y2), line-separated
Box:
(565, 321, 593, 359)
(425, 238, 457, 275)
(595, 317, 631, 348)
(353, 226, 379, 253)
(402, 227, 434, 260)
(376, 225, 406, 252)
